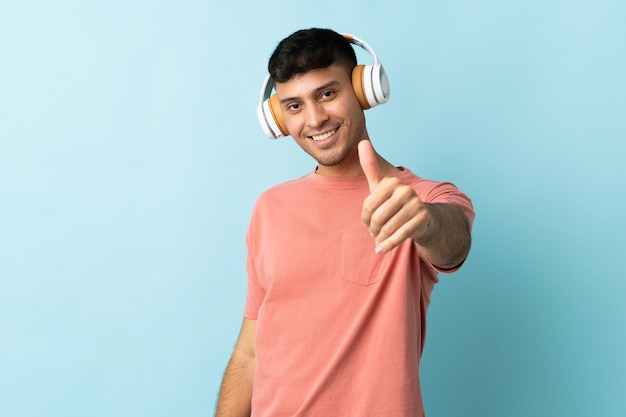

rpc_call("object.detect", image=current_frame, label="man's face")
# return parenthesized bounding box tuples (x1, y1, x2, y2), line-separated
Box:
(275, 64, 368, 177)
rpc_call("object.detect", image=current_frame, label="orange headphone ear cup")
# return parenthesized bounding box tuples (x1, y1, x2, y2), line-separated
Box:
(257, 75, 288, 139)
(351, 64, 371, 110)
(268, 94, 288, 136)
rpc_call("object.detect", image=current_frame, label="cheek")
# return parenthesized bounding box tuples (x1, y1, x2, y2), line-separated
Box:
(283, 115, 301, 136)
(345, 105, 366, 129)
(334, 95, 364, 124)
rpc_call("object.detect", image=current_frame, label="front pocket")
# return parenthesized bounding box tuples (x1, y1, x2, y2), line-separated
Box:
(340, 226, 391, 285)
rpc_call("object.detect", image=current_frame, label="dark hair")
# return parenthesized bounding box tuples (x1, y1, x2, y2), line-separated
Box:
(268, 28, 357, 83)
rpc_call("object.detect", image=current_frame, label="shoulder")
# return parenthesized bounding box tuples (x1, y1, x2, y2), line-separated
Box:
(252, 172, 314, 213)
(398, 167, 474, 220)
(395, 168, 462, 198)
(259, 173, 310, 198)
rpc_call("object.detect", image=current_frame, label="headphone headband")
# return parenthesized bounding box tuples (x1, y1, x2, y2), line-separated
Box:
(257, 33, 390, 139)
(342, 34, 379, 66)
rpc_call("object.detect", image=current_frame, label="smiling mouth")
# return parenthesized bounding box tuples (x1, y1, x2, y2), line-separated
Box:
(309, 128, 338, 141)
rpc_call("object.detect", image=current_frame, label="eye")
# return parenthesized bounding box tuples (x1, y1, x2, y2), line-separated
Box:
(320, 90, 335, 101)
(286, 103, 301, 112)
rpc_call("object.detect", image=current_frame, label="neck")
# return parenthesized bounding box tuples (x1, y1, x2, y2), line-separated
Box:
(315, 152, 399, 178)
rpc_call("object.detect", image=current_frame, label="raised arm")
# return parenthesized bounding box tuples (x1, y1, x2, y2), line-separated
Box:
(358, 140, 471, 269)
(410, 202, 471, 269)
(215, 318, 257, 417)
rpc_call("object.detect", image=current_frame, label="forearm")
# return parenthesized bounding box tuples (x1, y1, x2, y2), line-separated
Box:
(413, 203, 471, 269)
(215, 351, 255, 417)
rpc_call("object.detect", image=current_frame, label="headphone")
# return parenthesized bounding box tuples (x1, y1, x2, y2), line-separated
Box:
(257, 34, 390, 139)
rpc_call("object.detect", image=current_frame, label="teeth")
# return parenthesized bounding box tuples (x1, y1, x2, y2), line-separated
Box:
(311, 128, 337, 141)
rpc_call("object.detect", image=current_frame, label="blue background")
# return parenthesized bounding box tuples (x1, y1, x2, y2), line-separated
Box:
(1, 1, 624, 416)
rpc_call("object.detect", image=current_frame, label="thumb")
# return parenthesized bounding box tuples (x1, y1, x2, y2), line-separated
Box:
(358, 140, 382, 192)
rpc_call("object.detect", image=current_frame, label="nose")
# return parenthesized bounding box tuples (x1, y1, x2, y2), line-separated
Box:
(305, 102, 330, 129)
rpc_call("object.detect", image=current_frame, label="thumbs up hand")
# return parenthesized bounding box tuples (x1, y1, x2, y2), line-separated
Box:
(358, 140, 431, 255)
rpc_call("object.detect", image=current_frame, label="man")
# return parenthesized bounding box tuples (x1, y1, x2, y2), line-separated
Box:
(216, 28, 474, 416)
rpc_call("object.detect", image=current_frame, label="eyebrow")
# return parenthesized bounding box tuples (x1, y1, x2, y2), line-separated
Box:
(279, 80, 342, 105)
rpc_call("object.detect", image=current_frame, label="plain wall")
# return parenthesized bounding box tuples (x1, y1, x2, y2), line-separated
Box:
(1, 1, 624, 416)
